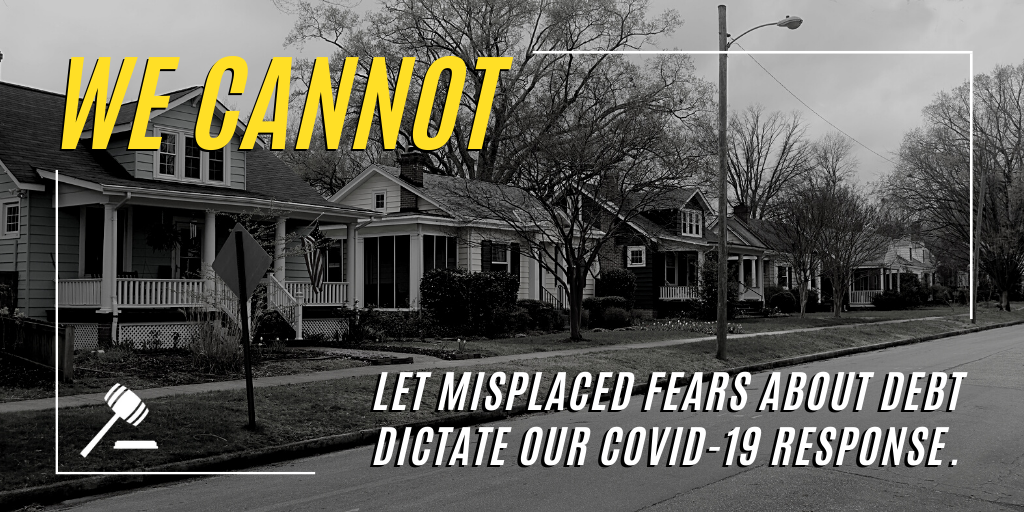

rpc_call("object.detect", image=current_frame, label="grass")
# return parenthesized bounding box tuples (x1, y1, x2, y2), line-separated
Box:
(0, 349, 367, 404)
(1, 304, 1019, 493)
(367, 305, 971, 358)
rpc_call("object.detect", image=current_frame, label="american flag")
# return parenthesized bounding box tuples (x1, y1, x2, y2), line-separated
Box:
(303, 224, 327, 294)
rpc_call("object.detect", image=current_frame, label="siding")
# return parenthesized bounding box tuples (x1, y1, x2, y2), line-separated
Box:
(56, 207, 79, 278)
(26, 192, 55, 319)
(114, 101, 245, 190)
(0, 172, 29, 316)
(345, 174, 403, 213)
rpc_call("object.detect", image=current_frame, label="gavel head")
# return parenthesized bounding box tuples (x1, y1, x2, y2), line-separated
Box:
(104, 383, 149, 426)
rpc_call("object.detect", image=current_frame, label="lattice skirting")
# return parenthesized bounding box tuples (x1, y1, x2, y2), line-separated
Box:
(117, 322, 202, 350)
(66, 323, 99, 351)
(302, 318, 349, 339)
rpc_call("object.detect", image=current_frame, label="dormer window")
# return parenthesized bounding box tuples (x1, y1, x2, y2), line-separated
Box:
(373, 191, 386, 212)
(154, 126, 230, 185)
(681, 209, 702, 237)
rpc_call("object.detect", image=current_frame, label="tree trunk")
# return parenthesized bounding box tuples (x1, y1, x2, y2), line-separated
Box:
(1002, 290, 1011, 312)
(798, 282, 809, 318)
(568, 268, 586, 341)
(832, 277, 845, 318)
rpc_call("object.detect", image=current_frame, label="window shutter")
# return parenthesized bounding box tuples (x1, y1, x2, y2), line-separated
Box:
(481, 240, 492, 272)
(511, 243, 521, 279)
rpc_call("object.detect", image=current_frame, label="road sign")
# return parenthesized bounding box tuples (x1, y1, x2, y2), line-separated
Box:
(213, 223, 273, 301)
(211, 222, 272, 429)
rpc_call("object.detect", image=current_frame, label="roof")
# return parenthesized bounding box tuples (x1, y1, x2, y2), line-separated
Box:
(0, 81, 341, 209)
(373, 165, 548, 221)
(81, 86, 201, 132)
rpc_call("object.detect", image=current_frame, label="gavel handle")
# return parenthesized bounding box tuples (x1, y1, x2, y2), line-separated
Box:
(81, 414, 120, 457)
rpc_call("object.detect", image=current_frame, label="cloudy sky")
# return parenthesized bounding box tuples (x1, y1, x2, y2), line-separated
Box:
(1, 0, 1019, 185)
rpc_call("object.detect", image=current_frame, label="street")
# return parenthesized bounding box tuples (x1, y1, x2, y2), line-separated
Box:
(56, 326, 1024, 511)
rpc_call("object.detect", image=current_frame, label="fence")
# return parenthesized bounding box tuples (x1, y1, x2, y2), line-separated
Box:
(0, 317, 73, 382)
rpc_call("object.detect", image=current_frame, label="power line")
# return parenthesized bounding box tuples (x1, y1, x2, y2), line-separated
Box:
(732, 42, 899, 166)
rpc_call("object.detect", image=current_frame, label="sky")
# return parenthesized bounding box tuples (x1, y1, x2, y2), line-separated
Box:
(1, 0, 1021, 185)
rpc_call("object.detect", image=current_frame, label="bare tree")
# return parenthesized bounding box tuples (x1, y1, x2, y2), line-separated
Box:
(275, 0, 704, 184)
(771, 183, 831, 317)
(438, 67, 707, 340)
(884, 61, 1024, 310)
(817, 185, 893, 318)
(721, 105, 813, 220)
(811, 131, 858, 188)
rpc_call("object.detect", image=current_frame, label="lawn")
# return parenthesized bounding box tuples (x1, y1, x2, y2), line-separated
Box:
(1, 304, 1019, 493)
(0, 348, 367, 404)
(365, 304, 971, 358)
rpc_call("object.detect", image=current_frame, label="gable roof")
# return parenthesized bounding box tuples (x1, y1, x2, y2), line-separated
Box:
(332, 164, 548, 221)
(0, 81, 354, 211)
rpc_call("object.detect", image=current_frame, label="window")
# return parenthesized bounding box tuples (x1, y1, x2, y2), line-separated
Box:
(627, 246, 646, 267)
(184, 137, 202, 179)
(363, 235, 410, 308)
(491, 243, 509, 273)
(373, 191, 386, 212)
(778, 266, 790, 289)
(681, 209, 702, 237)
(153, 126, 230, 184)
(423, 235, 458, 272)
(158, 133, 177, 176)
(326, 241, 346, 282)
(2, 201, 19, 238)
(665, 253, 677, 285)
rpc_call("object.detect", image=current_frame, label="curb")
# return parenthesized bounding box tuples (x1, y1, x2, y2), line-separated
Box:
(3, 319, 1022, 510)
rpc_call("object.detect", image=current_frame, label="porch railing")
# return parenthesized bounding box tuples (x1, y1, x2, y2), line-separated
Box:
(659, 285, 698, 301)
(286, 281, 349, 306)
(57, 279, 101, 307)
(542, 286, 566, 310)
(117, 279, 206, 308)
(850, 290, 881, 305)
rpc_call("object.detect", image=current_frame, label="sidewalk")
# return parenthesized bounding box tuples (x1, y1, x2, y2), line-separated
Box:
(0, 315, 967, 414)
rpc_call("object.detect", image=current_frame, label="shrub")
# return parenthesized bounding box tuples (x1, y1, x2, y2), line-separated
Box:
(420, 268, 471, 335)
(516, 299, 563, 332)
(597, 269, 637, 309)
(582, 296, 629, 328)
(467, 271, 520, 336)
(697, 251, 739, 320)
(602, 307, 631, 329)
(189, 322, 243, 374)
(765, 286, 797, 314)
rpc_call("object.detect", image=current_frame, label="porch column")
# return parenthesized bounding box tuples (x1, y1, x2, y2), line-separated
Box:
(99, 203, 117, 313)
(409, 232, 422, 308)
(896, 270, 901, 292)
(274, 216, 286, 283)
(696, 251, 705, 286)
(756, 255, 764, 306)
(203, 210, 216, 296)
(737, 255, 745, 291)
(347, 224, 358, 308)
(880, 267, 885, 292)
(529, 246, 541, 300)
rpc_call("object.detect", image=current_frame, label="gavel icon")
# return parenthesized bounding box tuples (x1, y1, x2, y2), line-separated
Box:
(81, 384, 150, 457)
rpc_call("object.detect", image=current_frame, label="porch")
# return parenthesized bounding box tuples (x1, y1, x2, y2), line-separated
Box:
(57, 278, 350, 308)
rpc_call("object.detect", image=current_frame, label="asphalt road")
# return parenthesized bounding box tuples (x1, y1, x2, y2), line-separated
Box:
(56, 326, 1024, 511)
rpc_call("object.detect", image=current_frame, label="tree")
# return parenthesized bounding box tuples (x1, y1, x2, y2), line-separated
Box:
(771, 183, 830, 317)
(437, 60, 709, 340)
(717, 105, 813, 220)
(276, 0, 699, 183)
(811, 131, 857, 188)
(817, 185, 893, 318)
(277, 122, 367, 197)
(884, 61, 1024, 311)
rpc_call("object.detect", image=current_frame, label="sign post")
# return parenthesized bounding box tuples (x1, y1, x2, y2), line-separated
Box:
(213, 223, 273, 430)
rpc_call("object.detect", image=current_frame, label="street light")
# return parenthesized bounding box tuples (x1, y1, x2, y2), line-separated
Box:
(716, 6, 802, 360)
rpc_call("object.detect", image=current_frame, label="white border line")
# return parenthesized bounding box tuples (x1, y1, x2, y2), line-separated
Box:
(536, 48, 975, 320)
(53, 169, 315, 476)
(53, 48, 975, 477)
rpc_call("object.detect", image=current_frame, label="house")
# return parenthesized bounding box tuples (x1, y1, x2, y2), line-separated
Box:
(846, 237, 940, 306)
(594, 189, 770, 314)
(1, 81, 371, 349)
(326, 151, 597, 309)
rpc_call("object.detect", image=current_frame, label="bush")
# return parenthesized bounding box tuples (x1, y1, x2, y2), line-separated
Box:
(765, 286, 797, 314)
(602, 307, 631, 329)
(597, 269, 637, 309)
(420, 268, 471, 335)
(697, 251, 739, 320)
(516, 299, 564, 332)
(583, 296, 629, 328)
(467, 271, 520, 336)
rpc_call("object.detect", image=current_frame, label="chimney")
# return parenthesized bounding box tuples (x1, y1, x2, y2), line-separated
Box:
(397, 150, 427, 212)
(733, 203, 750, 222)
